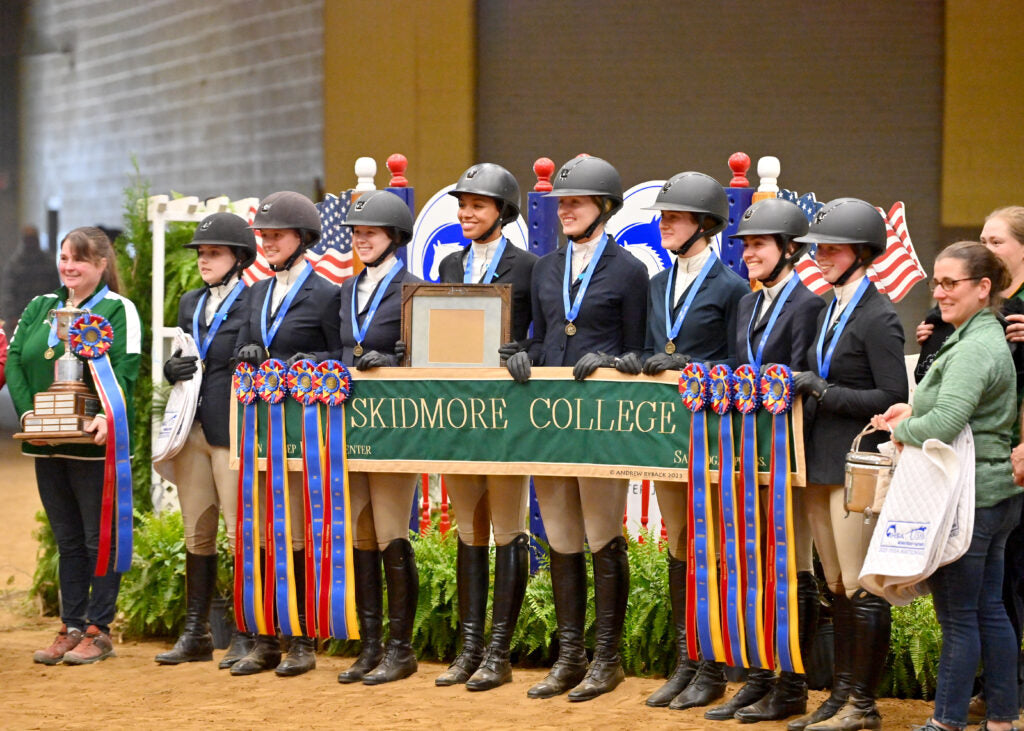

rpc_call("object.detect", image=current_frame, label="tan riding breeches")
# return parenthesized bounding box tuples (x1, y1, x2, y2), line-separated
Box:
(532, 476, 628, 554)
(805, 482, 877, 597)
(173, 422, 237, 555)
(655, 480, 812, 574)
(348, 471, 420, 551)
(443, 474, 529, 546)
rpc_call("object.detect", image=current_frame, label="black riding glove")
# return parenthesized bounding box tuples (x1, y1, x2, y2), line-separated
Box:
(573, 352, 616, 381)
(394, 340, 407, 363)
(357, 350, 398, 370)
(498, 339, 531, 361)
(237, 343, 266, 368)
(286, 352, 317, 368)
(506, 351, 532, 383)
(793, 371, 828, 400)
(163, 348, 198, 384)
(614, 352, 643, 375)
(642, 352, 692, 375)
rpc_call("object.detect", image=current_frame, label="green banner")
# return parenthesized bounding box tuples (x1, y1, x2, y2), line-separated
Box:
(232, 368, 804, 484)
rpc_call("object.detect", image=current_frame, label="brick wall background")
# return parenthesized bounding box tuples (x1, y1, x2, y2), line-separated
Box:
(17, 0, 323, 243)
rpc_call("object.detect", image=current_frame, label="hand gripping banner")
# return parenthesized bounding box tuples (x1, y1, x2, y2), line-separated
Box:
(731, 364, 769, 669)
(318, 360, 358, 640)
(710, 365, 746, 668)
(287, 359, 327, 638)
(680, 362, 724, 662)
(256, 359, 302, 637)
(69, 315, 133, 576)
(233, 362, 267, 634)
(760, 364, 802, 674)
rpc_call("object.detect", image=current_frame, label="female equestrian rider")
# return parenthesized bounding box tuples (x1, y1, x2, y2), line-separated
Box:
(506, 154, 649, 701)
(334, 190, 424, 686)
(636, 172, 748, 711)
(789, 198, 907, 731)
(704, 198, 825, 721)
(156, 212, 257, 668)
(232, 191, 342, 677)
(435, 163, 537, 691)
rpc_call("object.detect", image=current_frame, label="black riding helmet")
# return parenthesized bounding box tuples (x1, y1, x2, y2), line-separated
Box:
(341, 189, 415, 267)
(794, 197, 886, 286)
(645, 171, 729, 257)
(449, 163, 521, 241)
(185, 212, 258, 287)
(731, 198, 810, 283)
(251, 191, 322, 271)
(546, 155, 623, 242)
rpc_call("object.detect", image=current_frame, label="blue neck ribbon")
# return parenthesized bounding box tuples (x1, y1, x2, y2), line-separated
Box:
(665, 253, 716, 346)
(260, 261, 313, 348)
(562, 233, 609, 326)
(193, 280, 245, 360)
(746, 275, 800, 369)
(815, 277, 870, 379)
(463, 237, 507, 284)
(351, 258, 403, 347)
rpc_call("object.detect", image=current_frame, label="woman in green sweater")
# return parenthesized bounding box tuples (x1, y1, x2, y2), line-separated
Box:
(874, 241, 1022, 731)
(7, 227, 141, 665)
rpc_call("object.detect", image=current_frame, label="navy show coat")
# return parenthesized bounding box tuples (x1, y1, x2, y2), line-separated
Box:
(802, 281, 908, 484)
(338, 266, 422, 367)
(527, 234, 649, 367)
(643, 254, 749, 366)
(734, 277, 825, 371)
(178, 284, 252, 448)
(235, 264, 342, 363)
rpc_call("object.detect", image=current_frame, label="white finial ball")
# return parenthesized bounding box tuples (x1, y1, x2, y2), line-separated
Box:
(354, 157, 378, 191)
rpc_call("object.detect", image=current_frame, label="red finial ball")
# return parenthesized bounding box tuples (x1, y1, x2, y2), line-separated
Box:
(533, 157, 555, 192)
(387, 153, 408, 188)
(728, 152, 751, 188)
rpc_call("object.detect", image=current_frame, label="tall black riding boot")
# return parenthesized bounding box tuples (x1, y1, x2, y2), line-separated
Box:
(363, 538, 419, 684)
(735, 570, 820, 722)
(436, 539, 489, 686)
(156, 552, 217, 664)
(647, 551, 700, 707)
(467, 534, 529, 691)
(706, 668, 776, 720)
(231, 549, 282, 676)
(788, 590, 853, 731)
(568, 536, 629, 701)
(338, 548, 384, 683)
(527, 549, 589, 699)
(806, 589, 888, 731)
(277, 550, 317, 676)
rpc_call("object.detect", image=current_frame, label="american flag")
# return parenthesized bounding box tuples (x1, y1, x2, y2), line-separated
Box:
(242, 191, 354, 286)
(779, 190, 832, 296)
(866, 202, 926, 303)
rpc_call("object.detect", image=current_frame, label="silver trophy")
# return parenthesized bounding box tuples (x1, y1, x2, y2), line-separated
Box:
(15, 290, 102, 443)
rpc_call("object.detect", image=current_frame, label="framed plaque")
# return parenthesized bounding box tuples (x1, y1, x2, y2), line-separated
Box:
(400, 283, 512, 368)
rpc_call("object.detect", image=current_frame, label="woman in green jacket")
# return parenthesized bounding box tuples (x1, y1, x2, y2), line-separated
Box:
(874, 241, 1022, 731)
(8, 227, 141, 665)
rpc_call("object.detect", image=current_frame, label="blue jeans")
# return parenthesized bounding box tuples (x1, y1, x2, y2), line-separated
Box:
(930, 493, 1024, 727)
(35, 457, 121, 634)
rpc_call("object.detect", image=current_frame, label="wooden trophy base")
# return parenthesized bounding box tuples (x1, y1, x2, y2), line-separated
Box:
(13, 391, 102, 445)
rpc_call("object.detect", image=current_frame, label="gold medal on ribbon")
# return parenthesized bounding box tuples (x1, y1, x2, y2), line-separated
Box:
(665, 341, 676, 355)
(565, 322, 577, 336)
(44, 347, 55, 360)
(353, 344, 364, 357)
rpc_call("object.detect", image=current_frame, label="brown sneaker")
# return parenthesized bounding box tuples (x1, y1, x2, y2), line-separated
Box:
(62, 625, 116, 665)
(33, 625, 83, 665)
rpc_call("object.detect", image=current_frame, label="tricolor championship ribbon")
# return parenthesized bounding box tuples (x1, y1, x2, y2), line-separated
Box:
(287, 359, 326, 638)
(731, 365, 769, 668)
(318, 360, 358, 639)
(710, 365, 746, 668)
(233, 362, 267, 634)
(256, 358, 302, 637)
(68, 315, 133, 576)
(760, 364, 802, 674)
(680, 363, 724, 662)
